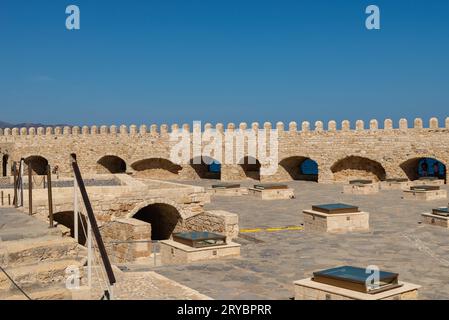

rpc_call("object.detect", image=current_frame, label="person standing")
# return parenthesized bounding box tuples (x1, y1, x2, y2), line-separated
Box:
(433, 162, 440, 178)
(421, 161, 428, 177)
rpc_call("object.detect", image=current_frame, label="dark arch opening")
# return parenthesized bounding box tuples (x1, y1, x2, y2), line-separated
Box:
(24, 156, 49, 176)
(279, 156, 318, 182)
(131, 158, 182, 179)
(239, 156, 261, 180)
(2, 154, 8, 177)
(331, 156, 386, 182)
(400, 157, 446, 182)
(97, 155, 127, 174)
(190, 156, 221, 179)
(133, 203, 181, 240)
(53, 211, 87, 245)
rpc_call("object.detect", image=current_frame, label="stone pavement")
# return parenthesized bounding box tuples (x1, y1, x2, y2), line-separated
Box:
(84, 266, 210, 300)
(145, 180, 449, 300)
(0, 207, 60, 241)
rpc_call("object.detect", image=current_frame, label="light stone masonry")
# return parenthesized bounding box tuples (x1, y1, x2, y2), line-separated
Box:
(303, 209, 370, 233)
(160, 240, 241, 265)
(421, 212, 449, 228)
(294, 278, 420, 300)
(248, 187, 295, 200)
(1, 117, 448, 184)
(402, 189, 447, 201)
(343, 183, 379, 195)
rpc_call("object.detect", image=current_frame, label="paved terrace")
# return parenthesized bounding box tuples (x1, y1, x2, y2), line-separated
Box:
(145, 180, 449, 300)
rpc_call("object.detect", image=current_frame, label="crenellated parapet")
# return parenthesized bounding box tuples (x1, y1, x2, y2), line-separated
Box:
(1, 116, 448, 184)
(1, 117, 448, 138)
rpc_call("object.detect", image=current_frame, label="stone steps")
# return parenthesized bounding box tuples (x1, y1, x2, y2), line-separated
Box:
(0, 258, 84, 294)
(0, 208, 89, 300)
(0, 236, 86, 268)
(2, 285, 73, 300)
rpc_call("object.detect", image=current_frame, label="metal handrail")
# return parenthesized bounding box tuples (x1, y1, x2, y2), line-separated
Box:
(77, 212, 113, 298)
(0, 265, 32, 300)
(71, 159, 116, 287)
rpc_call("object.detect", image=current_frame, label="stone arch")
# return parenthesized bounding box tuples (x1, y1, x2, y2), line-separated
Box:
(2, 154, 8, 177)
(24, 155, 49, 175)
(400, 157, 447, 182)
(131, 158, 182, 179)
(189, 156, 221, 179)
(53, 211, 88, 245)
(279, 156, 319, 182)
(330, 156, 386, 182)
(130, 203, 182, 240)
(127, 199, 186, 219)
(97, 155, 127, 174)
(239, 156, 261, 180)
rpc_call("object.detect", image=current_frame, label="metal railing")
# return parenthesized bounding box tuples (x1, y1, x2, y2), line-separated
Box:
(12, 159, 24, 207)
(71, 157, 116, 299)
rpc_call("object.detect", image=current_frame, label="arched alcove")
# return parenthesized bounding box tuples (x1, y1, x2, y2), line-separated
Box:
(239, 156, 261, 180)
(131, 158, 182, 179)
(331, 156, 386, 182)
(24, 156, 49, 176)
(97, 155, 127, 174)
(132, 203, 181, 240)
(279, 156, 318, 182)
(190, 156, 221, 179)
(400, 157, 446, 182)
(53, 211, 87, 245)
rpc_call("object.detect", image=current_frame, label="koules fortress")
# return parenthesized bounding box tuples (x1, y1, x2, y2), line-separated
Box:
(1, 116, 449, 300)
(1, 117, 448, 184)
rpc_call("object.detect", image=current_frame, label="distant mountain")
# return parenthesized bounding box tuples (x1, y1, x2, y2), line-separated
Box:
(0, 121, 69, 129)
(0, 121, 12, 128)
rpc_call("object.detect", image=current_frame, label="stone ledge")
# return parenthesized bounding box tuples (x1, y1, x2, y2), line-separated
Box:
(421, 212, 449, 228)
(343, 183, 379, 195)
(303, 209, 370, 233)
(206, 210, 239, 225)
(402, 189, 447, 200)
(248, 188, 295, 200)
(160, 239, 241, 265)
(294, 278, 421, 300)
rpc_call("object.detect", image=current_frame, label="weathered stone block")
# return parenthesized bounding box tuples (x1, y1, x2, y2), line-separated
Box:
(294, 278, 420, 300)
(248, 188, 295, 200)
(160, 240, 240, 265)
(343, 183, 379, 195)
(303, 209, 369, 233)
(402, 189, 447, 201)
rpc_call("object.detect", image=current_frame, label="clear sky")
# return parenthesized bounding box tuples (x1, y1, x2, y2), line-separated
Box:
(0, 0, 448, 127)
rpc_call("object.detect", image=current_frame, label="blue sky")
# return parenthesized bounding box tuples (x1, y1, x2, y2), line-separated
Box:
(0, 0, 448, 126)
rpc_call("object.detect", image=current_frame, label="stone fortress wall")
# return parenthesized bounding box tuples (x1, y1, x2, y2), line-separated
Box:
(0, 117, 448, 184)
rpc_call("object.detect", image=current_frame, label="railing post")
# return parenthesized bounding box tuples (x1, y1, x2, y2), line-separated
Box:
(109, 285, 114, 300)
(20, 159, 24, 207)
(87, 217, 92, 287)
(71, 160, 116, 288)
(74, 178, 79, 242)
(72, 155, 79, 243)
(47, 165, 54, 228)
(13, 162, 17, 207)
(28, 164, 32, 215)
